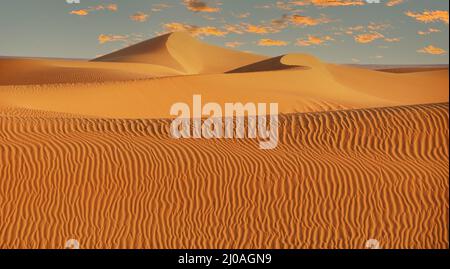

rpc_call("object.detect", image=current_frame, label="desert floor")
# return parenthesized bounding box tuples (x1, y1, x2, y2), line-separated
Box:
(0, 32, 448, 249)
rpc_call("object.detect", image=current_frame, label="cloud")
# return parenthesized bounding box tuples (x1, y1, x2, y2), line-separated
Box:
(418, 28, 441, 35)
(243, 24, 273, 34)
(384, 37, 401, 42)
(70, 4, 118, 16)
(183, 0, 220, 13)
(289, 14, 330, 26)
(98, 34, 128, 44)
(152, 3, 172, 12)
(297, 35, 333, 46)
(418, 45, 447, 55)
(405, 10, 449, 24)
(258, 39, 289, 46)
(164, 23, 227, 36)
(106, 4, 118, 12)
(70, 9, 89, 16)
(225, 41, 244, 48)
(354, 32, 384, 43)
(130, 12, 149, 22)
(386, 0, 404, 7)
(232, 12, 250, 19)
(222, 22, 283, 35)
(290, 0, 365, 7)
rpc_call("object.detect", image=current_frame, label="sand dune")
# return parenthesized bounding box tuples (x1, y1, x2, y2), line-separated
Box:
(0, 32, 448, 249)
(377, 67, 449, 73)
(0, 62, 447, 118)
(227, 54, 317, 73)
(0, 103, 447, 248)
(0, 58, 182, 85)
(93, 32, 267, 74)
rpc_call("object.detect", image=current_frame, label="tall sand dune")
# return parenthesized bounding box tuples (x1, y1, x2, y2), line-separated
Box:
(0, 103, 448, 248)
(93, 31, 267, 74)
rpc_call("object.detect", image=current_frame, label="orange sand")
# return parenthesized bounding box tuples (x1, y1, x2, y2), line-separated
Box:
(0, 32, 448, 249)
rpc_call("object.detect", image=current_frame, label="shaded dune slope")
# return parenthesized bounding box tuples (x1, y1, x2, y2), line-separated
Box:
(227, 54, 317, 73)
(0, 103, 448, 249)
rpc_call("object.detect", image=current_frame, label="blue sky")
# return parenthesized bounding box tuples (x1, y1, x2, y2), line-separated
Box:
(0, 0, 448, 64)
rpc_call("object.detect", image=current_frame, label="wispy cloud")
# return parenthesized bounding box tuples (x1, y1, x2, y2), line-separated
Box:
(297, 35, 333, 46)
(70, 4, 118, 16)
(130, 12, 149, 22)
(289, 14, 330, 26)
(164, 22, 227, 36)
(225, 41, 245, 48)
(405, 10, 449, 24)
(418, 28, 441, 35)
(354, 32, 384, 43)
(418, 45, 447, 55)
(183, 0, 220, 13)
(386, 0, 404, 7)
(98, 34, 128, 44)
(258, 38, 289, 46)
(290, 0, 365, 7)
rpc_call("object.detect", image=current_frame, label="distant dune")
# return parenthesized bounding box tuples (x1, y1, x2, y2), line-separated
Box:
(0, 58, 182, 85)
(0, 32, 448, 249)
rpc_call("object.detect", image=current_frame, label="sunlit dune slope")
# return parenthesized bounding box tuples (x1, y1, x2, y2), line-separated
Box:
(0, 103, 448, 249)
(0, 58, 182, 85)
(326, 64, 449, 105)
(0, 63, 447, 118)
(93, 31, 267, 74)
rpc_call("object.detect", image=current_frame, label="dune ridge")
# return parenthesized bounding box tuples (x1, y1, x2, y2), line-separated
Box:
(0, 103, 448, 249)
(93, 32, 267, 74)
(227, 54, 318, 73)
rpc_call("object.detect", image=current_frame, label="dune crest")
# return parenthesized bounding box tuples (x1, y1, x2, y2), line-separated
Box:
(93, 31, 267, 74)
(227, 54, 321, 73)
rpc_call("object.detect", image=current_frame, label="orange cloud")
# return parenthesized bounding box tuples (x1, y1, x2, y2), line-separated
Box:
(243, 24, 271, 34)
(225, 41, 244, 48)
(98, 34, 128, 44)
(297, 35, 333, 46)
(354, 32, 384, 43)
(384, 37, 401, 42)
(386, 0, 403, 7)
(405, 10, 449, 24)
(183, 0, 220, 13)
(290, 14, 330, 26)
(258, 39, 289, 46)
(107, 4, 118, 12)
(70, 9, 89, 16)
(70, 4, 118, 16)
(164, 23, 227, 37)
(130, 12, 149, 22)
(418, 28, 441, 35)
(418, 45, 447, 55)
(291, 0, 365, 7)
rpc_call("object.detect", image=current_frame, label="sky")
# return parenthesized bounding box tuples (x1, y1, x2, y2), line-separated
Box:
(0, 0, 448, 64)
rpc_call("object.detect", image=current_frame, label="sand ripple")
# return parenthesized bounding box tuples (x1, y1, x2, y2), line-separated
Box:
(0, 103, 448, 249)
